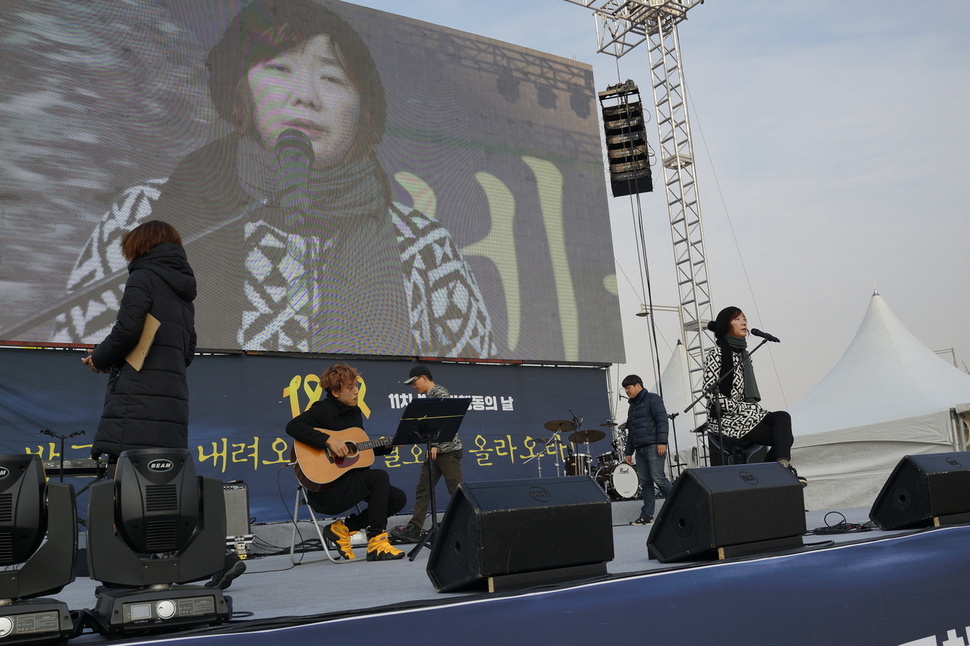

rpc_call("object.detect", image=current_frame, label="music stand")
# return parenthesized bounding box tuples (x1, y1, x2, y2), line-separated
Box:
(391, 397, 471, 561)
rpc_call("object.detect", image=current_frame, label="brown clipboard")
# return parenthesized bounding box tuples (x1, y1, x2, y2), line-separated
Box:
(125, 313, 160, 371)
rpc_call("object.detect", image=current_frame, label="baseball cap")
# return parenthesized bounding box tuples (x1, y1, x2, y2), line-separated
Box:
(404, 365, 432, 384)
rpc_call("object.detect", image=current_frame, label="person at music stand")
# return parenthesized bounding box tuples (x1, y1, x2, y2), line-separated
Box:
(286, 364, 407, 561)
(704, 307, 807, 486)
(621, 374, 674, 526)
(389, 366, 463, 544)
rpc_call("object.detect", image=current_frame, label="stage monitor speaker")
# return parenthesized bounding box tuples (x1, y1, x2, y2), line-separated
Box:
(647, 463, 806, 563)
(426, 477, 613, 593)
(869, 451, 970, 530)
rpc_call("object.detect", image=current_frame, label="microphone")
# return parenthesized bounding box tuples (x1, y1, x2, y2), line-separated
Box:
(751, 328, 780, 343)
(619, 394, 628, 400)
(273, 128, 315, 229)
(568, 409, 583, 427)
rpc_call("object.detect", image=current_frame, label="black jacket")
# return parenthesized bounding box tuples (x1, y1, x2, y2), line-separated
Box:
(286, 392, 393, 457)
(623, 388, 670, 455)
(91, 242, 197, 457)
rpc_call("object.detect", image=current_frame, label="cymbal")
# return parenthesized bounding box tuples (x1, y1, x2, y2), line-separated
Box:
(544, 419, 577, 432)
(600, 421, 618, 428)
(568, 429, 605, 444)
(618, 423, 628, 431)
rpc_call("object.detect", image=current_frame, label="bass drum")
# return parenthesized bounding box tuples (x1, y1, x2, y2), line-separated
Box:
(595, 463, 640, 500)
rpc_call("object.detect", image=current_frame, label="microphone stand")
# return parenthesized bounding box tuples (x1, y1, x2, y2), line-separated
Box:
(665, 412, 686, 479)
(407, 432, 441, 561)
(684, 338, 770, 467)
(38, 428, 85, 483)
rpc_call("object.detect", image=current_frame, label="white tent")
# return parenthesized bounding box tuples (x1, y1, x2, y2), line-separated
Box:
(789, 292, 970, 510)
(651, 340, 705, 472)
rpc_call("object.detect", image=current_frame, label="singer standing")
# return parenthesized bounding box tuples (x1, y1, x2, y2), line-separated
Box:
(54, 0, 495, 359)
(621, 375, 674, 526)
(704, 306, 807, 485)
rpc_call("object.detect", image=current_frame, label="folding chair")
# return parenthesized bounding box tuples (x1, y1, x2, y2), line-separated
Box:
(289, 483, 364, 565)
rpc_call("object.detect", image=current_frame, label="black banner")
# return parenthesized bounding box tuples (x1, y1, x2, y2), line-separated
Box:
(0, 347, 611, 521)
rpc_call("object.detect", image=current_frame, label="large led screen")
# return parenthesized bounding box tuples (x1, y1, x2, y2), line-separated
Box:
(0, 0, 624, 364)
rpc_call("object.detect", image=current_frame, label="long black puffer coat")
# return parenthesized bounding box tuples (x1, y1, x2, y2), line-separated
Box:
(90, 242, 197, 458)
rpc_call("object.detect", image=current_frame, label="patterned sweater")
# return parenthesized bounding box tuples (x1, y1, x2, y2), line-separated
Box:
(703, 347, 768, 438)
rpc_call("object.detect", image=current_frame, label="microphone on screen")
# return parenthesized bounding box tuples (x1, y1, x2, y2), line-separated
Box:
(750, 328, 781, 343)
(274, 128, 314, 230)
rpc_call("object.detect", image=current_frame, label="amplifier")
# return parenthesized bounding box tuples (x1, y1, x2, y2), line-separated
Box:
(223, 481, 253, 557)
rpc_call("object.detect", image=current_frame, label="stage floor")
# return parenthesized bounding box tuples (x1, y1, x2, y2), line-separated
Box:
(51, 503, 918, 643)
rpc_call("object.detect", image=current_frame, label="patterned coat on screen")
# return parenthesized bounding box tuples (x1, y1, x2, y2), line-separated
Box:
(52, 136, 496, 359)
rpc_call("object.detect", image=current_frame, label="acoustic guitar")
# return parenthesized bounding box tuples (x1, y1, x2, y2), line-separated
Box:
(291, 427, 392, 492)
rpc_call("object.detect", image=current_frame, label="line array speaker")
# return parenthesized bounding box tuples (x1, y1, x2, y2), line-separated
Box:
(599, 81, 652, 198)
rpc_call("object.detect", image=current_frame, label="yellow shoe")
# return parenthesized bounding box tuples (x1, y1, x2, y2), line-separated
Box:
(323, 520, 357, 560)
(366, 531, 405, 561)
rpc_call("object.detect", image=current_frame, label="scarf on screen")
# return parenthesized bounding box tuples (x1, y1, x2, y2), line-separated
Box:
(234, 136, 411, 354)
(717, 335, 761, 403)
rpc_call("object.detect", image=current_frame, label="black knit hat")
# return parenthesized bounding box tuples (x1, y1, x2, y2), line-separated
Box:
(707, 306, 742, 338)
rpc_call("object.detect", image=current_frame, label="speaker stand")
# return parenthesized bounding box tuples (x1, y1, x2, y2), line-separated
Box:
(716, 535, 804, 561)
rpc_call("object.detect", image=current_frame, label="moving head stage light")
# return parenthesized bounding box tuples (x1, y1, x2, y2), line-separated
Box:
(85, 448, 230, 636)
(0, 454, 77, 643)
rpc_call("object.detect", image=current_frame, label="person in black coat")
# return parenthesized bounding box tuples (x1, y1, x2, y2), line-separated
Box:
(82, 220, 197, 458)
(82, 219, 248, 591)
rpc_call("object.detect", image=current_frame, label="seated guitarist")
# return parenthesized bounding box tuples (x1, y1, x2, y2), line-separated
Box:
(286, 364, 407, 561)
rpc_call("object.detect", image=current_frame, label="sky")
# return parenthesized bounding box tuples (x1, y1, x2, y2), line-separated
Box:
(347, 0, 970, 418)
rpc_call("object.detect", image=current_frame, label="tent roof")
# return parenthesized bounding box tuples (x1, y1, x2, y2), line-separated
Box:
(789, 291, 970, 435)
(651, 340, 703, 459)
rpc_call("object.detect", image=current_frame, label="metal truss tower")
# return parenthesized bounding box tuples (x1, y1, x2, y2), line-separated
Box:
(563, 0, 713, 430)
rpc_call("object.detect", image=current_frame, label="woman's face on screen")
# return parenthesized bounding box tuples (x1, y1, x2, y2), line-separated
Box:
(247, 34, 362, 168)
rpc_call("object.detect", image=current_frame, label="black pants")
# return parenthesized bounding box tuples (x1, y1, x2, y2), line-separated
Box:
(740, 411, 794, 462)
(307, 468, 406, 535)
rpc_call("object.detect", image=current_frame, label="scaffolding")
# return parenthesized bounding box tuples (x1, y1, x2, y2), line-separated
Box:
(563, 0, 713, 439)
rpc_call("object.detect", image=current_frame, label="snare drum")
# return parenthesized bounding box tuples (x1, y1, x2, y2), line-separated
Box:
(595, 463, 640, 500)
(596, 451, 618, 469)
(565, 453, 592, 476)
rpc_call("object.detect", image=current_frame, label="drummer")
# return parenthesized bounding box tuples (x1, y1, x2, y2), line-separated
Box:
(621, 375, 674, 526)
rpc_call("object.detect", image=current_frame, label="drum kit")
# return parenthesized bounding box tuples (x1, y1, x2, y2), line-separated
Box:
(526, 417, 641, 501)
